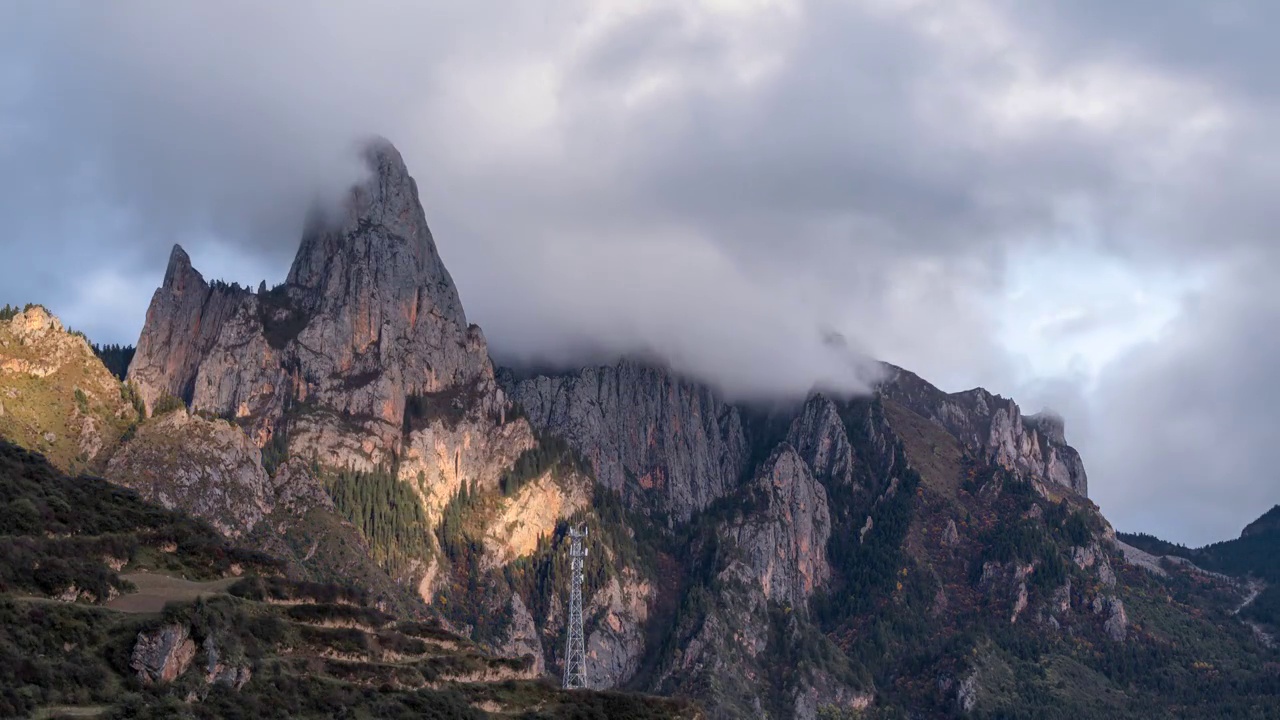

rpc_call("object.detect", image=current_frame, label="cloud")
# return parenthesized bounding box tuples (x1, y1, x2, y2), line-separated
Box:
(2, 0, 1279, 543)
(1090, 254, 1279, 545)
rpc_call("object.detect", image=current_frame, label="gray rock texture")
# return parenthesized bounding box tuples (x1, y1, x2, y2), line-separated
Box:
(106, 410, 272, 538)
(501, 360, 750, 521)
(786, 394, 857, 489)
(131, 139, 500, 467)
(279, 139, 492, 422)
(128, 246, 251, 413)
(878, 364, 1088, 496)
(131, 623, 197, 685)
(725, 444, 832, 605)
(497, 593, 546, 677)
(585, 570, 653, 689)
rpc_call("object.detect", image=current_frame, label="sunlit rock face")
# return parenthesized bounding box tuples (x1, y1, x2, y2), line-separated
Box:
(0, 305, 140, 471)
(127, 245, 252, 414)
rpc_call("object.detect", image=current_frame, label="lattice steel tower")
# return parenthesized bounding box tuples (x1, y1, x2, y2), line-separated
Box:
(562, 524, 589, 689)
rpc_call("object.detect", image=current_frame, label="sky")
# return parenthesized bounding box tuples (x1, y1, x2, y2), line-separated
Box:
(1, 0, 1276, 546)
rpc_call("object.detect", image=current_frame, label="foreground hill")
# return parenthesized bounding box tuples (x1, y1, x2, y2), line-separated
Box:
(3, 136, 1277, 717)
(0, 438, 699, 719)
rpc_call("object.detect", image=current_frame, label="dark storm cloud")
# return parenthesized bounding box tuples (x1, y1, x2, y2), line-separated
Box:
(1, 1, 1278, 543)
(1004, 1, 1280, 97)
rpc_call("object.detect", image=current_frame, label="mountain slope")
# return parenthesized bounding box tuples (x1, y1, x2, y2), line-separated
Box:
(0, 306, 141, 474)
(1122, 504, 1280, 645)
(0, 438, 700, 719)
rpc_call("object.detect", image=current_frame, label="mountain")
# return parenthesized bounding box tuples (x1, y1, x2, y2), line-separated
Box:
(3, 137, 1278, 718)
(0, 304, 141, 474)
(0, 438, 696, 719)
(127, 140, 506, 462)
(1120, 504, 1280, 647)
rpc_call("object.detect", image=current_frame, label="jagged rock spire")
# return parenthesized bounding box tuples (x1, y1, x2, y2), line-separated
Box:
(129, 244, 250, 413)
(133, 137, 494, 450)
(288, 136, 467, 330)
(162, 244, 200, 289)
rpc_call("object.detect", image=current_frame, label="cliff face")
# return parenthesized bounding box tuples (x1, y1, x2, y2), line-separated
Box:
(786, 394, 858, 490)
(878, 364, 1088, 496)
(725, 444, 832, 606)
(501, 361, 750, 522)
(106, 410, 273, 538)
(132, 140, 499, 464)
(277, 140, 493, 423)
(127, 247, 251, 414)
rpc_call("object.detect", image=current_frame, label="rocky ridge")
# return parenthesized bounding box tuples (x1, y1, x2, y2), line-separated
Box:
(127, 247, 251, 415)
(0, 305, 139, 472)
(107, 409, 274, 538)
(129, 139, 507, 472)
(878, 363, 1088, 495)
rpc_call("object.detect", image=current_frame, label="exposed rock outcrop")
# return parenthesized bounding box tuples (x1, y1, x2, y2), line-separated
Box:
(793, 672, 873, 720)
(203, 635, 252, 689)
(502, 361, 750, 521)
(132, 139, 503, 468)
(942, 519, 960, 547)
(482, 470, 590, 569)
(655, 558, 772, 711)
(725, 444, 831, 605)
(497, 593, 546, 677)
(106, 410, 273, 538)
(399, 395, 538, 523)
(786, 394, 856, 488)
(879, 364, 1088, 495)
(284, 139, 491, 415)
(270, 456, 336, 516)
(586, 570, 653, 689)
(1094, 595, 1129, 641)
(128, 246, 251, 413)
(131, 623, 197, 685)
(1072, 542, 1118, 588)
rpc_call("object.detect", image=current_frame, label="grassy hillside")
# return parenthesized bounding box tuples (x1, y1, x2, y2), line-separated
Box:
(0, 306, 141, 474)
(0, 439, 701, 719)
(1121, 505, 1280, 636)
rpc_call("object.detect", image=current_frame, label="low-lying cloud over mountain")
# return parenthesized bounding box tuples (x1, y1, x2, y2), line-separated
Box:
(2, 0, 1278, 545)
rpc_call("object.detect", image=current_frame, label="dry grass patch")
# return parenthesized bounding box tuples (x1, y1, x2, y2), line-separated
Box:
(104, 571, 237, 613)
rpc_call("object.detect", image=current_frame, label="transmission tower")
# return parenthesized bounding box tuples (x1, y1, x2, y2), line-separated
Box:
(562, 524, 589, 690)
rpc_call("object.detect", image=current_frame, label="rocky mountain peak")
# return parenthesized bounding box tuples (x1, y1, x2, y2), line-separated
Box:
(133, 137, 497, 466)
(162, 244, 200, 290)
(287, 137, 467, 330)
(128, 246, 250, 413)
(877, 363, 1088, 495)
